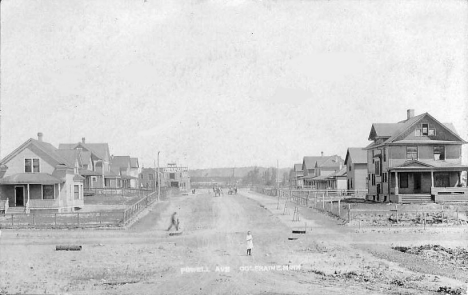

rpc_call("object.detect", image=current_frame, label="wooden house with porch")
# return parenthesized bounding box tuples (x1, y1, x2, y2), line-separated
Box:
(289, 164, 304, 188)
(59, 138, 111, 189)
(344, 148, 368, 190)
(366, 109, 468, 203)
(0, 133, 84, 213)
(300, 154, 344, 188)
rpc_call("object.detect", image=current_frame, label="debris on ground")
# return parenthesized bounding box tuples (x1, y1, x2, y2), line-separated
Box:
(392, 245, 468, 269)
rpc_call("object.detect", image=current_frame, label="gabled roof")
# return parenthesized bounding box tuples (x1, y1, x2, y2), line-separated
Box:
(344, 148, 367, 165)
(58, 142, 110, 161)
(111, 156, 131, 168)
(327, 167, 347, 178)
(55, 149, 81, 168)
(293, 164, 302, 172)
(303, 156, 325, 169)
(1, 138, 73, 169)
(85, 143, 110, 160)
(368, 113, 425, 141)
(110, 156, 132, 176)
(80, 151, 92, 165)
(319, 155, 343, 168)
(367, 112, 466, 148)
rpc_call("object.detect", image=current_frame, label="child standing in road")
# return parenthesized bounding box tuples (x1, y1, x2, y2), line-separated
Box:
(246, 231, 253, 256)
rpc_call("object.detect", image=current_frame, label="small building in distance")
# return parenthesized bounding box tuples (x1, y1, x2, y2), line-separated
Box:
(162, 163, 190, 191)
(289, 164, 304, 188)
(344, 147, 368, 191)
(139, 167, 164, 190)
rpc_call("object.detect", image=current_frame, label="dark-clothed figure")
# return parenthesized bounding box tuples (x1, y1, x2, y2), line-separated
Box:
(167, 212, 179, 231)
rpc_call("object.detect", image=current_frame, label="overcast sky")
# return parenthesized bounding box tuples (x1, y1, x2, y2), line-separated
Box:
(1, 0, 467, 169)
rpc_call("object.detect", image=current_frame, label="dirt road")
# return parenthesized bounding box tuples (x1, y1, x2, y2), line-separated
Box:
(0, 190, 467, 294)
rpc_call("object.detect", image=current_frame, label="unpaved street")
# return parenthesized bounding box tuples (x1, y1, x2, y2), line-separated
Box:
(1, 190, 467, 294)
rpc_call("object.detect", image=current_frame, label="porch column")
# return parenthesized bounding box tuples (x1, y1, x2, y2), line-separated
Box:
(430, 171, 434, 188)
(394, 171, 399, 195)
(27, 184, 30, 204)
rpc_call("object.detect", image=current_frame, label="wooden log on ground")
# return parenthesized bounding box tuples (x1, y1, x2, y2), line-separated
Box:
(56, 245, 82, 251)
(169, 232, 183, 236)
(292, 230, 306, 234)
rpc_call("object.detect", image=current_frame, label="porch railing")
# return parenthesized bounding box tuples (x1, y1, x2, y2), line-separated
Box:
(432, 187, 468, 202)
(84, 187, 154, 197)
(1, 199, 9, 214)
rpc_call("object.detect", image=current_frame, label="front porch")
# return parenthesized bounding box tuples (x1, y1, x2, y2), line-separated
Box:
(0, 173, 83, 213)
(389, 164, 468, 203)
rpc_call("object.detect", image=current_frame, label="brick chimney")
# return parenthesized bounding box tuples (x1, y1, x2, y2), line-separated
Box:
(82, 137, 86, 144)
(37, 132, 43, 142)
(407, 109, 415, 120)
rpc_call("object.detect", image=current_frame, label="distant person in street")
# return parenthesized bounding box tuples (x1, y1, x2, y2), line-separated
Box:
(167, 212, 179, 231)
(246, 231, 253, 256)
(234, 187, 237, 194)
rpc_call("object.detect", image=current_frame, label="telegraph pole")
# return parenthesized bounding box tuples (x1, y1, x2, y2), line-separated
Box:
(157, 151, 160, 202)
(277, 159, 280, 209)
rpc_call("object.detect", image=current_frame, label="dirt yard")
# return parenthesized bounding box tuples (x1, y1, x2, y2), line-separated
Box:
(1, 189, 467, 294)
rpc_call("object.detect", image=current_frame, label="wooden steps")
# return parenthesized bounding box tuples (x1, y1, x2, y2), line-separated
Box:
(5, 206, 26, 214)
(400, 194, 433, 204)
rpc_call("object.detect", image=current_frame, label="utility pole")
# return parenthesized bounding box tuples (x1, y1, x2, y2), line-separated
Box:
(277, 159, 280, 209)
(157, 151, 161, 202)
(153, 159, 156, 193)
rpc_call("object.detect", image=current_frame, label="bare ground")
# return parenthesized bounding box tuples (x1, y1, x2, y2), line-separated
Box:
(0, 189, 467, 294)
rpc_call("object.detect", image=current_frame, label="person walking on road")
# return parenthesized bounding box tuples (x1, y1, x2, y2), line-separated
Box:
(246, 231, 253, 256)
(167, 212, 180, 231)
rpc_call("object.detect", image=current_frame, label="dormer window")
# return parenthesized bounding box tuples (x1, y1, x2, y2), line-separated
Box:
(422, 123, 429, 135)
(415, 123, 436, 137)
(25, 158, 40, 173)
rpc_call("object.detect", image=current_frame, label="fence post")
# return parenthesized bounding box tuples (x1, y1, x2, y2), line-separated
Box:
(99, 212, 102, 225)
(11, 214, 14, 226)
(322, 193, 325, 209)
(348, 204, 351, 223)
(424, 212, 426, 230)
(55, 213, 57, 227)
(32, 213, 35, 226)
(330, 200, 333, 214)
(77, 213, 80, 227)
(395, 204, 398, 224)
(338, 199, 341, 216)
(456, 208, 459, 223)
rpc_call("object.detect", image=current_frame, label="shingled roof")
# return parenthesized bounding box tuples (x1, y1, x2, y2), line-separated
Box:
(293, 164, 302, 172)
(367, 112, 466, 149)
(58, 142, 110, 161)
(1, 138, 74, 169)
(344, 148, 367, 165)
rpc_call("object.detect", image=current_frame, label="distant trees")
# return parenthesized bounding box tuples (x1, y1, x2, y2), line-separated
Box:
(242, 166, 282, 187)
(242, 166, 261, 186)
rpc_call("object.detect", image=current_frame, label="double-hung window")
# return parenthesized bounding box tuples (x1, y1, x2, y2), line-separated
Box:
(434, 146, 445, 160)
(25, 159, 40, 173)
(406, 147, 418, 160)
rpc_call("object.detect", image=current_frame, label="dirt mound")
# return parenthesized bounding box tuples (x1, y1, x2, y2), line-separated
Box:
(393, 245, 468, 269)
